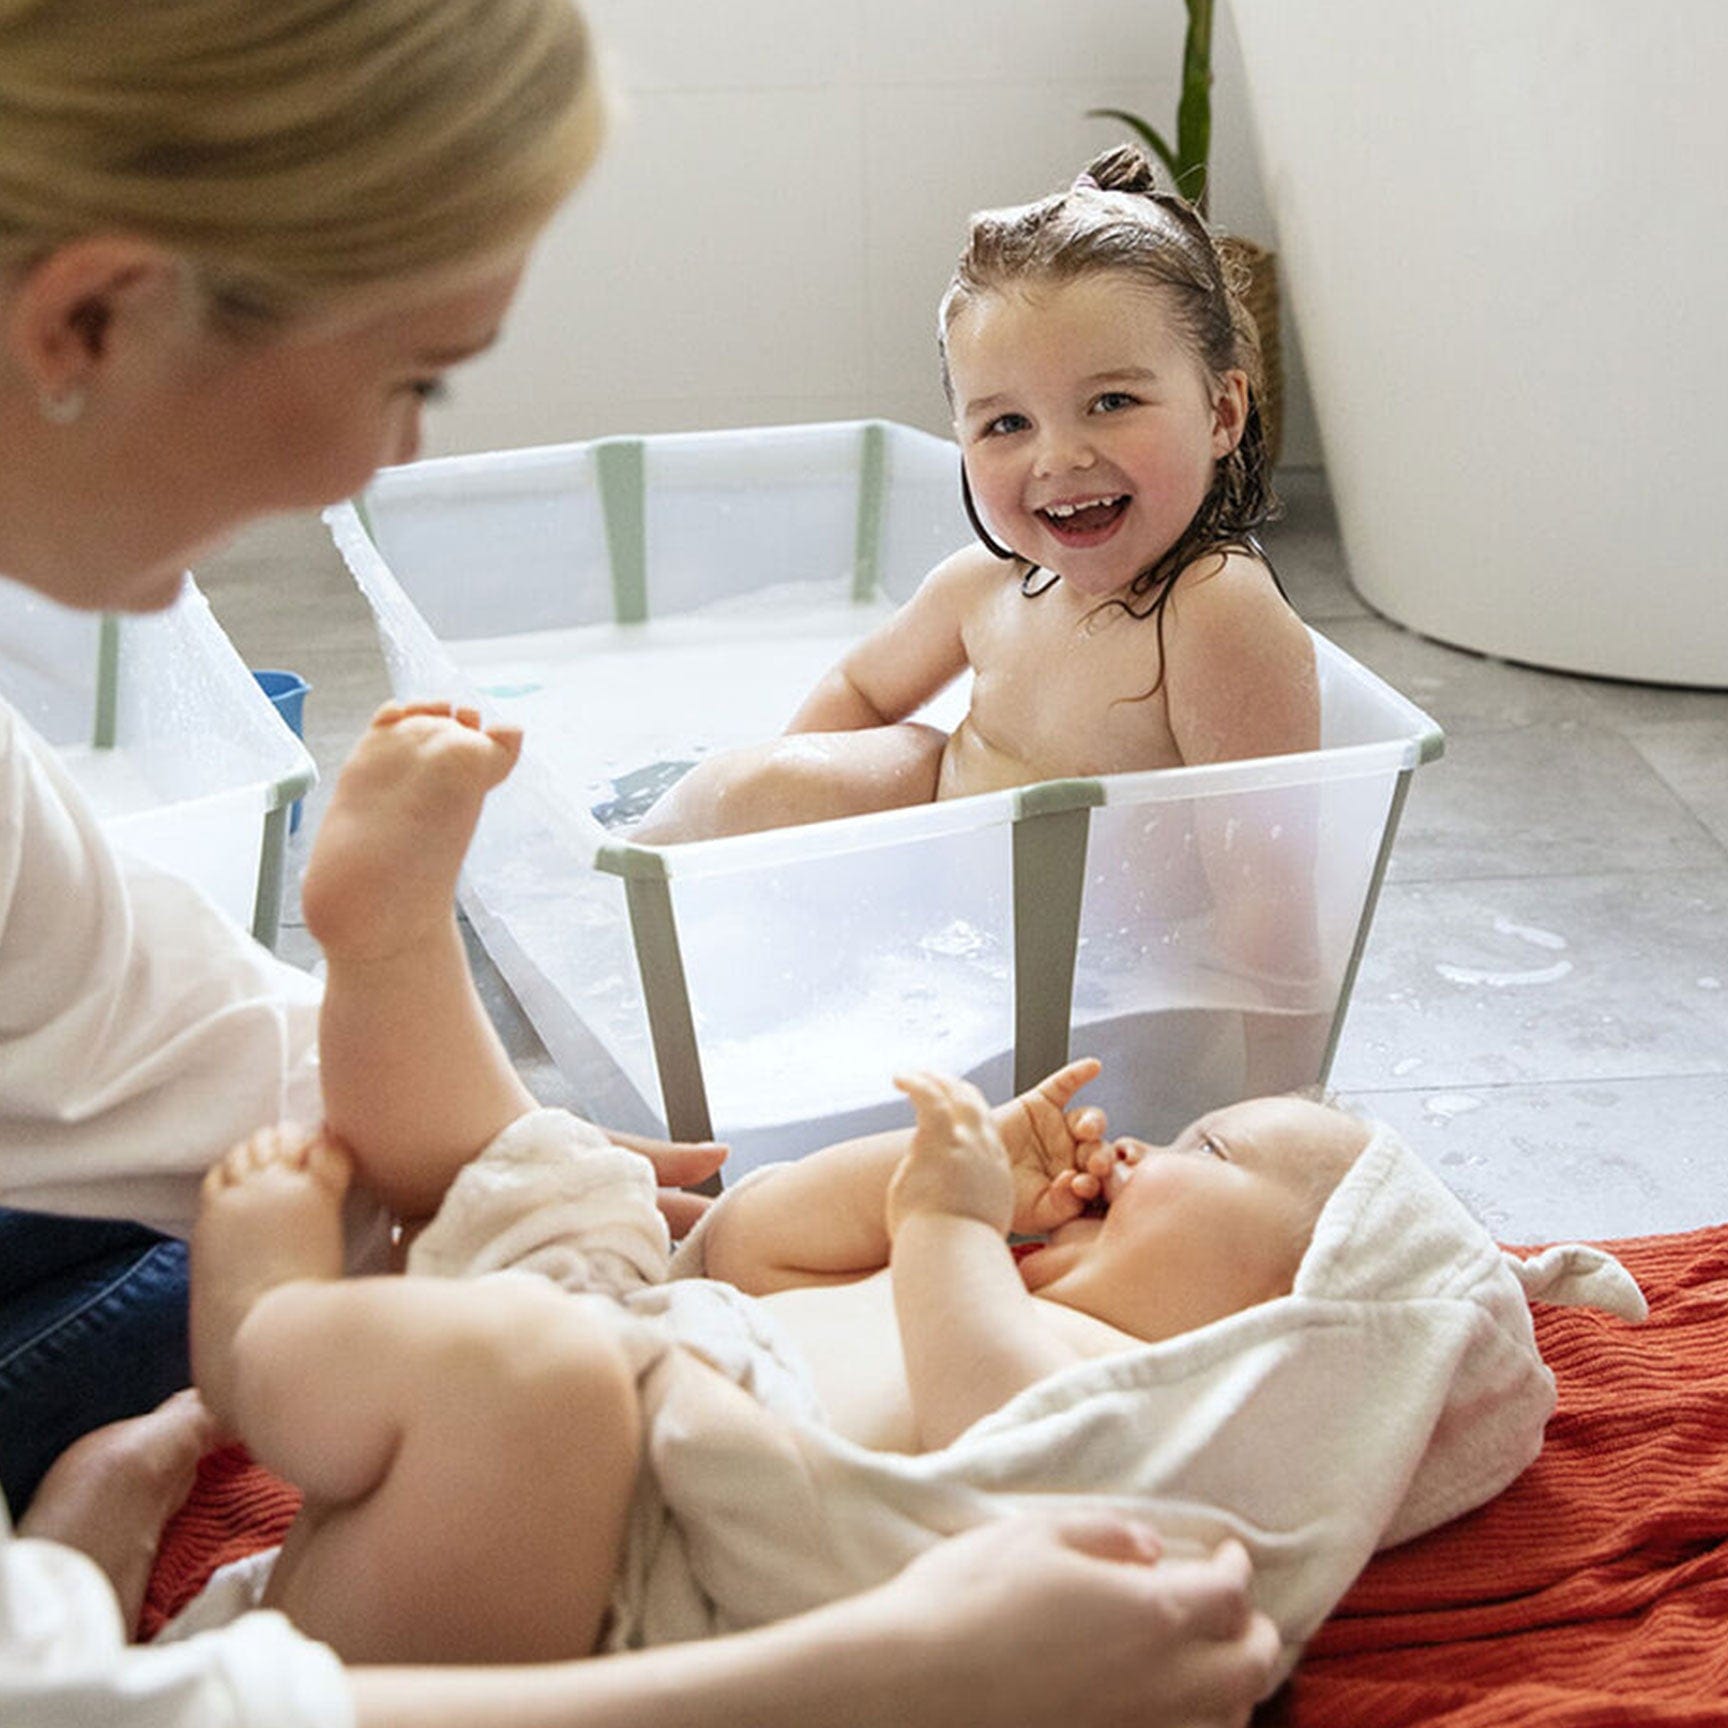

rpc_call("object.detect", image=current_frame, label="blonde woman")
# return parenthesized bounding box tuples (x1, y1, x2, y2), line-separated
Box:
(0, 2, 1277, 1723)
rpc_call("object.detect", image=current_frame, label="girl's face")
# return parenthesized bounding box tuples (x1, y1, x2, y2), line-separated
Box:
(947, 274, 1247, 600)
(4, 249, 525, 614)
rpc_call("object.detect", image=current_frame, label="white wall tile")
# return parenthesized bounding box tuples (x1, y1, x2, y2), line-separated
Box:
(585, 0, 864, 91)
(860, 78, 1178, 410)
(424, 0, 1318, 464)
(860, 0, 1170, 86)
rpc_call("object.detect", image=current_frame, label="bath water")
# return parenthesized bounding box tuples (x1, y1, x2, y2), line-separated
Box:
(446, 581, 970, 825)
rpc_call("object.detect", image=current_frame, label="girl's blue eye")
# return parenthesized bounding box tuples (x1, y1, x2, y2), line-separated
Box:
(983, 412, 1028, 437)
(1093, 391, 1137, 414)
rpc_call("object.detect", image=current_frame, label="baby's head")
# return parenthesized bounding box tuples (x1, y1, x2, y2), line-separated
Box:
(938, 145, 1274, 604)
(1021, 1094, 1369, 1343)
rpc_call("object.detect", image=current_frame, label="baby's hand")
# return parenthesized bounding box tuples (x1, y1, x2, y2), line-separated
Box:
(886, 1071, 1014, 1238)
(995, 1058, 1115, 1235)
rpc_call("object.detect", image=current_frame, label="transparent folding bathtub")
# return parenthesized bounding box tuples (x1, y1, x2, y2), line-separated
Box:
(328, 420, 1441, 1179)
(0, 575, 316, 948)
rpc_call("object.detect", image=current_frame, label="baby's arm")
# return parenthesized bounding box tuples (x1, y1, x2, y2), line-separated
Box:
(701, 1060, 1108, 1294)
(887, 1072, 1082, 1450)
(699, 1125, 908, 1293)
(785, 546, 988, 732)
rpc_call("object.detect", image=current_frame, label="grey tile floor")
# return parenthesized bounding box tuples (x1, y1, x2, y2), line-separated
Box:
(198, 469, 1728, 1243)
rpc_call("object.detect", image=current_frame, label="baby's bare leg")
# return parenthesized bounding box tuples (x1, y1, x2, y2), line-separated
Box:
(631, 722, 946, 843)
(302, 701, 537, 1217)
(194, 1127, 640, 1664)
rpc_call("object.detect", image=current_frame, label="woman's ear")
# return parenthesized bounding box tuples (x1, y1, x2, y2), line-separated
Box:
(1210, 368, 1250, 457)
(4, 237, 184, 404)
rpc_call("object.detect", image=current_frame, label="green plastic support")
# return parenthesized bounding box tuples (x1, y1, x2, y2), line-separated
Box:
(594, 438, 648, 624)
(852, 420, 888, 603)
(94, 615, 120, 748)
(620, 868, 716, 1162)
(1011, 780, 1105, 1092)
(252, 805, 290, 951)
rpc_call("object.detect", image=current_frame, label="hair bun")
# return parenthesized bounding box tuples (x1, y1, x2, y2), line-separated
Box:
(1078, 144, 1159, 197)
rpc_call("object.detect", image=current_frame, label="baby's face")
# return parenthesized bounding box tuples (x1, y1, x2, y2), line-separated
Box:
(1020, 1096, 1370, 1343)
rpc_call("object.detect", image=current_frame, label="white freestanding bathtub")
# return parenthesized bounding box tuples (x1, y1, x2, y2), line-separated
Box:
(1229, 0, 1728, 686)
(329, 420, 1440, 1178)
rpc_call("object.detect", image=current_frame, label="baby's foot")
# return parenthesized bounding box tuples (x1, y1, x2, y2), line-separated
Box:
(192, 1125, 354, 1434)
(300, 701, 523, 963)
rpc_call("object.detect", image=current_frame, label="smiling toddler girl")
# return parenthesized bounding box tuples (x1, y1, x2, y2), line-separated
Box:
(632, 145, 1316, 841)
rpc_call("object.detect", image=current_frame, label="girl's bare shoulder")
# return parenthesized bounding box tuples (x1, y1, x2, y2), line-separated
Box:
(918, 540, 1025, 602)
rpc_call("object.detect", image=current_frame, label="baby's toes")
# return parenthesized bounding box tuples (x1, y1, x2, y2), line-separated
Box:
(302, 1130, 355, 1199)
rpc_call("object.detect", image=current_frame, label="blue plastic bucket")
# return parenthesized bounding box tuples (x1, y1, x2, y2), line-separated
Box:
(252, 669, 310, 832)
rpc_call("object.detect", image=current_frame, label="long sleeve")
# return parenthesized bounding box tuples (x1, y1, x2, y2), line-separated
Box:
(0, 1507, 353, 1728)
(0, 698, 323, 1238)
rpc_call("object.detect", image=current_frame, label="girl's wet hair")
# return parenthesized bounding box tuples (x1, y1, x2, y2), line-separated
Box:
(940, 144, 1281, 682)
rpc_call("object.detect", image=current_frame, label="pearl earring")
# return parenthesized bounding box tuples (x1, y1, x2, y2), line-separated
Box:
(41, 387, 86, 425)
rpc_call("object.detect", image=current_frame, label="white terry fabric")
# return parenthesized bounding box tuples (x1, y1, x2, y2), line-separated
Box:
(406, 1107, 672, 1294)
(0, 698, 325, 1238)
(0, 1511, 351, 1728)
(395, 1109, 1646, 1676)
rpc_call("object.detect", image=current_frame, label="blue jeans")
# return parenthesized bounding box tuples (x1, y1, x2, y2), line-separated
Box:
(0, 1206, 191, 1518)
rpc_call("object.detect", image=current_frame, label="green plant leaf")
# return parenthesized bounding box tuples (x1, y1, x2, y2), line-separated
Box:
(1084, 107, 1181, 187)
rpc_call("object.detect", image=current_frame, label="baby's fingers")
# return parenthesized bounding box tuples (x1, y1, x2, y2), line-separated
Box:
(1032, 1056, 1102, 1112)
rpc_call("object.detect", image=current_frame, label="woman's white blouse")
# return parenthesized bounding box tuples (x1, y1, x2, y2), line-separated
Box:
(0, 695, 323, 1237)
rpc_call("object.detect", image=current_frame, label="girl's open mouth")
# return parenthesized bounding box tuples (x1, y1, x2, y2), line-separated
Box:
(1037, 495, 1128, 546)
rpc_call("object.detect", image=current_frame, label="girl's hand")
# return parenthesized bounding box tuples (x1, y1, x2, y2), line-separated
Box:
(886, 1071, 1014, 1237)
(994, 1057, 1115, 1235)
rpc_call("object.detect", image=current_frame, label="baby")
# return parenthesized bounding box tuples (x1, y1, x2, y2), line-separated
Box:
(190, 706, 1643, 1676)
(631, 145, 1316, 843)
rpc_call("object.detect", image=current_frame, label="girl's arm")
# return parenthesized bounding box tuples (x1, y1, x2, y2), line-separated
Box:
(1163, 552, 1328, 1091)
(785, 546, 992, 733)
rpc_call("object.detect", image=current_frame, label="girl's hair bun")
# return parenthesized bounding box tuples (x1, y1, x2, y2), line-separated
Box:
(1074, 144, 1160, 198)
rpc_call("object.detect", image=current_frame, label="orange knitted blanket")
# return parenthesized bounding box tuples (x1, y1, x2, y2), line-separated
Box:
(141, 1225, 1728, 1727)
(1272, 1225, 1728, 1726)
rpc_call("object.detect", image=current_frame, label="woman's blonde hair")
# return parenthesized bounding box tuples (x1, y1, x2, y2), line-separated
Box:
(0, 0, 603, 328)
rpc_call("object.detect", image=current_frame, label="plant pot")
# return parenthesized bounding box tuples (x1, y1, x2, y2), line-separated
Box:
(1221, 236, 1282, 466)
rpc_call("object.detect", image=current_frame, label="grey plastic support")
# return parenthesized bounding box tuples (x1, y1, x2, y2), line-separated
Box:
(94, 615, 120, 748)
(252, 805, 290, 950)
(1318, 766, 1416, 1082)
(1011, 779, 1105, 1092)
(594, 438, 648, 624)
(852, 420, 888, 602)
(621, 869, 716, 1157)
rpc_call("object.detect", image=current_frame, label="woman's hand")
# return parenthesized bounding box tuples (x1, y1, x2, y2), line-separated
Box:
(886, 1071, 1013, 1237)
(603, 1127, 727, 1239)
(870, 1516, 1281, 1728)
